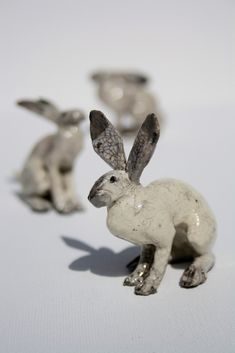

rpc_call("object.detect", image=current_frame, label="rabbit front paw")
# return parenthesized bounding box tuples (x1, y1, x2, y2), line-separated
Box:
(123, 273, 144, 287)
(54, 197, 83, 214)
(134, 279, 158, 296)
(123, 263, 150, 287)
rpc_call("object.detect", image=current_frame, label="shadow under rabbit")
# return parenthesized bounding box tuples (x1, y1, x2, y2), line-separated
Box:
(62, 236, 139, 277)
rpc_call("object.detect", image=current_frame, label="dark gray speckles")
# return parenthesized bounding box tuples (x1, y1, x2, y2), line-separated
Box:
(88, 175, 105, 200)
(151, 132, 158, 144)
(89, 110, 109, 140)
(127, 113, 160, 183)
(92, 175, 105, 189)
(90, 110, 127, 170)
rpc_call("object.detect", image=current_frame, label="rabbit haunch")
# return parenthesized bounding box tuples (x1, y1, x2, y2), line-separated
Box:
(88, 110, 216, 296)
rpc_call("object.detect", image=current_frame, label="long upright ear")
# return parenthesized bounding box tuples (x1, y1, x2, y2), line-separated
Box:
(17, 98, 60, 122)
(89, 110, 126, 170)
(127, 113, 160, 183)
(90, 71, 108, 83)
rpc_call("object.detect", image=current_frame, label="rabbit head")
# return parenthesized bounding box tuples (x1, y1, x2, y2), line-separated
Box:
(17, 98, 85, 126)
(58, 109, 85, 127)
(88, 170, 132, 207)
(91, 71, 148, 86)
(88, 110, 160, 208)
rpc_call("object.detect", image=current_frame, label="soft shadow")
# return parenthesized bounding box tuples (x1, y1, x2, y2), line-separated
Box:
(62, 236, 140, 277)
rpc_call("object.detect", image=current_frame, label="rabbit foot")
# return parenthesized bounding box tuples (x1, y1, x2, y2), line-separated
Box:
(134, 279, 157, 296)
(54, 198, 82, 214)
(124, 263, 150, 286)
(20, 194, 52, 212)
(180, 265, 207, 288)
(123, 274, 144, 287)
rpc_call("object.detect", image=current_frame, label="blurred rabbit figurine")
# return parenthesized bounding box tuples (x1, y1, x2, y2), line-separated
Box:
(88, 110, 216, 296)
(91, 71, 159, 133)
(16, 98, 85, 214)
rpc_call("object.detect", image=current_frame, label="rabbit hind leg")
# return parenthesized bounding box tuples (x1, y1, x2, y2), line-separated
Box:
(179, 252, 215, 288)
(179, 221, 216, 288)
(20, 162, 52, 212)
(19, 194, 52, 212)
(21, 160, 50, 196)
(170, 222, 197, 263)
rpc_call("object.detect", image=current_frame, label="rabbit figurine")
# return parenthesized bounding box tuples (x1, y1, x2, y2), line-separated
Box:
(91, 71, 159, 133)
(16, 98, 85, 214)
(88, 110, 216, 296)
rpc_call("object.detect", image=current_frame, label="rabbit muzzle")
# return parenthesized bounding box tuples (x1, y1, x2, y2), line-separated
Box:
(88, 186, 109, 208)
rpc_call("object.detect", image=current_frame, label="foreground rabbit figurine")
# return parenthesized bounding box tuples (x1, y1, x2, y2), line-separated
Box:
(88, 110, 216, 296)
(91, 71, 158, 133)
(16, 98, 85, 213)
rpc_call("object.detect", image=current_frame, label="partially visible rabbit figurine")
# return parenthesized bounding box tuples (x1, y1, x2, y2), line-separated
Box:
(91, 71, 160, 133)
(88, 110, 216, 296)
(16, 98, 85, 214)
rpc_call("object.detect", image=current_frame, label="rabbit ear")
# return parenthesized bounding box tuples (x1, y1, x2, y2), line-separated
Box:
(91, 71, 108, 82)
(123, 73, 148, 85)
(89, 110, 126, 170)
(127, 113, 160, 183)
(17, 98, 60, 122)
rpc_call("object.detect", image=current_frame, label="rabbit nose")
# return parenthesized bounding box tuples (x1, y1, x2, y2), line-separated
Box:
(88, 188, 98, 201)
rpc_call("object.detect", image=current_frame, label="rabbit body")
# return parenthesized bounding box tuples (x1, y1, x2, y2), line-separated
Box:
(21, 127, 83, 192)
(17, 99, 84, 213)
(88, 110, 216, 296)
(107, 178, 215, 252)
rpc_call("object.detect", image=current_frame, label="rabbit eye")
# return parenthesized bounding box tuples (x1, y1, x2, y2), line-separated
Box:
(110, 176, 117, 183)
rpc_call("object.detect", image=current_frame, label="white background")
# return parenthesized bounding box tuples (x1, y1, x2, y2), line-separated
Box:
(0, 0, 234, 352)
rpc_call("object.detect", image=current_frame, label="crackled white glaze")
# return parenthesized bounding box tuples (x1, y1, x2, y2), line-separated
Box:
(107, 177, 216, 249)
(88, 111, 216, 296)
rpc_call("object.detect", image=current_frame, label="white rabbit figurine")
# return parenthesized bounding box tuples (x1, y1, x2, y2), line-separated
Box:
(91, 71, 160, 133)
(88, 110, 216, 296)
(16, 98, 85, 214)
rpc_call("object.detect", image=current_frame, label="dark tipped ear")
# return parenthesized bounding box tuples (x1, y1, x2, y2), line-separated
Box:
(17, 98, 60, 122)
(89, 110, 126, 170)
(123, 73, 148, 85)
(127, 113, 160, 183)
(90, 72, 107, 83)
